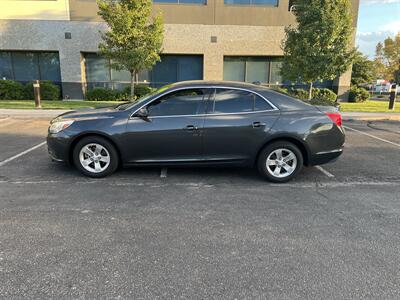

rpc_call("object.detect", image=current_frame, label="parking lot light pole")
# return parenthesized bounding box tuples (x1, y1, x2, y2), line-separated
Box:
(388, 83, 397, 110)
(33, 80, 41, 109)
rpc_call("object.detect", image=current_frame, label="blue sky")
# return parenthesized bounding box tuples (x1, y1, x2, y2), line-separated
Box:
(356, 0, 400, 58)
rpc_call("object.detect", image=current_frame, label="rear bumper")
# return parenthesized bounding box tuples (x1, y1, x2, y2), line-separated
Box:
(308, 148, 343, 166)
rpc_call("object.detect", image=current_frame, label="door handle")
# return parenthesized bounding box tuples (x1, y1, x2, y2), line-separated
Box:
(252, 122, 266, 128)
(185, 125, 198, 131)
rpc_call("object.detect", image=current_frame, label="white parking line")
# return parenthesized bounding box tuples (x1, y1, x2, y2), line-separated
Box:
(160, 168, 168, 178)
(344, 125, 400, 148)
(315, 165, 335, 178)
(0, 141, 46, 167)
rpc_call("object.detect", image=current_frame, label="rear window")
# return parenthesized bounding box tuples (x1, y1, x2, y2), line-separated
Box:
(211, 89, 273, 114)
(259, 89, 313, 111)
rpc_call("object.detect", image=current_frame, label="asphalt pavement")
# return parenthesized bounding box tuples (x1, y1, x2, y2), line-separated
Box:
(0, 117, 400, 299)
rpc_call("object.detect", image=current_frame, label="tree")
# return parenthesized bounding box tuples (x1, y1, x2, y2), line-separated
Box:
(373, 33, 400, 82)
(97, 0, 163, 100)
(351, 50, 374, 86)
(281, 0, 356, 100)
(373, 42, 387, 80)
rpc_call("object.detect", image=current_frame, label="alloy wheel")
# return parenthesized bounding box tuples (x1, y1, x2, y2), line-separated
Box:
(79, 143, 111, 173)
(266, 148, 297, 178)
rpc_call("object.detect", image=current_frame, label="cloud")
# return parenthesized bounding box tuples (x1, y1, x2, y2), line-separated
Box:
(356, 30, 398, 57)
(361, 0, 400, 4)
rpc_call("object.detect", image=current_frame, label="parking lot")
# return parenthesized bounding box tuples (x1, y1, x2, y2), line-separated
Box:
(1, 117, 400, 298)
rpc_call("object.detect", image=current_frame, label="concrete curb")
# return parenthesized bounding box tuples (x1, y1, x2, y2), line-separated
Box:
(341, 112, 400, 121)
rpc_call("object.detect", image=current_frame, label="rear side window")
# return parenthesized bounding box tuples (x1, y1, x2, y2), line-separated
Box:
(146, 89, 208, 117)
(210, 89, 273, 114)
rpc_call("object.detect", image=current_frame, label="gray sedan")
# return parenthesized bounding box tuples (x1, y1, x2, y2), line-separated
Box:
(47, 81, 345, 182)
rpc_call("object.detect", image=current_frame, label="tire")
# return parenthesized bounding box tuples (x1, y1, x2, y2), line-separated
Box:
(257, 141, 303, 183)
(73, 136, 119, 178)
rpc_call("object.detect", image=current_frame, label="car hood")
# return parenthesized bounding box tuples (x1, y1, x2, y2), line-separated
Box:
(52, 106, 119, 122)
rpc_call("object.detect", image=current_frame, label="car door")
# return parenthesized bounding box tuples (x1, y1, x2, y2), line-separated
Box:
(123, 88, 211, 163)
(202, 88, 280, 163)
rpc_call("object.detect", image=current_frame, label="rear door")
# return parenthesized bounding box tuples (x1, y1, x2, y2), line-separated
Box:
(202, 88, 280, 163)
(124, 88, 211, 163)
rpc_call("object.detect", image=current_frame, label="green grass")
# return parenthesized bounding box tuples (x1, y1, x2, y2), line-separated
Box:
(340, 100, 400, 113)
(0, 100, 125, 110)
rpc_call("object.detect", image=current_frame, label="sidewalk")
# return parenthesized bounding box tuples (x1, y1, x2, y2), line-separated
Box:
(0, 109, 70, 119)
(1, 108, 400, 121)
(341, 112, 400, 121)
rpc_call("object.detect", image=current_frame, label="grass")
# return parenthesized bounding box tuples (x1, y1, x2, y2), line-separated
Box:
(340, 100, 400, 113)
(0, 100, 125, 110)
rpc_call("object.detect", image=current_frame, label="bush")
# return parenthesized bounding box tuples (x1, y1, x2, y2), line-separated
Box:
(271, 86, 289, 95)
(310, 88, 337, 106)
(0, 80, 25, 100)
(122, 84, 155, 99)
(24, 81, 61, 100)
(289, 88, 310, 101)
(86, 84, 155, 101)
(348, 86, 369, 103)
(86, 88, 118, 101)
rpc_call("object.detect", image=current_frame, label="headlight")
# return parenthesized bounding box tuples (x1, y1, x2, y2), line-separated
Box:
(49, 120, 74, 134)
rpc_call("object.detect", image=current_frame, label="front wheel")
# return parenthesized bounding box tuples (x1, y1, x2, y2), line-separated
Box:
(257, 141, 303, 183)
(73, 136, 119, 178)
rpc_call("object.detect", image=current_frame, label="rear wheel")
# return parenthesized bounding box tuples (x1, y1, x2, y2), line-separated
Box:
(257, 141, 303, 183)
(73, 136, 119, 178)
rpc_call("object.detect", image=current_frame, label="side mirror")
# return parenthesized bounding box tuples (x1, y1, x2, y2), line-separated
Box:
(134, 107, 150, 121)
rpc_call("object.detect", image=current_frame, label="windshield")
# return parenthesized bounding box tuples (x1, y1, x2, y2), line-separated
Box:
(116, 84, 172, 111)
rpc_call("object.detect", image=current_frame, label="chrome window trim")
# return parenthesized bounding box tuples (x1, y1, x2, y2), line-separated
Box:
(129, 85, 279, 119)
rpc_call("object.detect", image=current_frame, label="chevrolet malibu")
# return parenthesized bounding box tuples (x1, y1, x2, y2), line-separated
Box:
(47, 81, 345, 183)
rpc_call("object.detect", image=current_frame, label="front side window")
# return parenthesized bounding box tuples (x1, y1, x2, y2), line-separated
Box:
(211, 89, 272, 114)
(146, 89, 208, 117)
(224, 0, 278, 6)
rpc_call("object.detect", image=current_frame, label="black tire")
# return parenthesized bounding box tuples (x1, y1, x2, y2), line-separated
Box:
(73, 136, 119, 178)
(257, 141, 303, 183)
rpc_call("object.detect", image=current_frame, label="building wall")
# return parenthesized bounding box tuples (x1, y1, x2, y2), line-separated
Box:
(0, 0, 360, 100)
(0, 0, 70, 21)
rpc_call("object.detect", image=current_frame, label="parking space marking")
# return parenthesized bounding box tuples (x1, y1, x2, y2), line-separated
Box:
(160, 168, 168, 178)
(0, 141, 46, 167)
(344, 125, 400, 148)
(315, 165, 335, 178)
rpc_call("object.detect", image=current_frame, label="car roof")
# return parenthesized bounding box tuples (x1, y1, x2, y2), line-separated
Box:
(169, 80, 261, 90)
(168, 81, 313, 111)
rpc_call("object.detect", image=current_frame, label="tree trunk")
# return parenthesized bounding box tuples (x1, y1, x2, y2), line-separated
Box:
(308, 82, 313, 101)
(130, 71, 135, 101)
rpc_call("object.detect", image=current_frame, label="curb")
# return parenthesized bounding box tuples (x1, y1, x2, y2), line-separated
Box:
(0, 109, 71, 119)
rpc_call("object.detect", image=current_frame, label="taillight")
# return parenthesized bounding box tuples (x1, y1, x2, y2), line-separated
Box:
(325, 113, 342, 126)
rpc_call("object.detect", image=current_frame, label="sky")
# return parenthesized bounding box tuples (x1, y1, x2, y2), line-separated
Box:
(356, 0, 400, 58)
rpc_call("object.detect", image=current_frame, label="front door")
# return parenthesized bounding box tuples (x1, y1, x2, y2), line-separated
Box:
(124, 88, 211, 163)
(202, 88, 280, 163)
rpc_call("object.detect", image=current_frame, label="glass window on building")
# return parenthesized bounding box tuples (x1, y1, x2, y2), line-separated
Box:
(154, 0, 206, 4)
(224, 0, 278, 5)
(270, 59, 283, 85)
(0, 51, 61, 83)
(224, 56, 276, 85)
(0, 52, 13, 80)
(84, 54, 203, 89)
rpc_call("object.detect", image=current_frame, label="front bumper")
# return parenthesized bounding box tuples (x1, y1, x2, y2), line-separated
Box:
(47, 132, 72, 164)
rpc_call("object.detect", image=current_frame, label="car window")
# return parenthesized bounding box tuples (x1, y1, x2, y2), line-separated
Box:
(211, 89, 272, 114)
(146, 89, 208, 117)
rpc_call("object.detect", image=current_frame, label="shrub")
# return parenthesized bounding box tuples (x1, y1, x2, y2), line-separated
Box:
(348, 86, 369, 103)
(271, 86, 289, 95)
(0, 80, 25, 100)
(310, 88, 337, 106)
(24, 81, 61, 100)
(289, 88, 310, 101)
(86, 88, 118, 101)
(122, 84, 155, 99)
